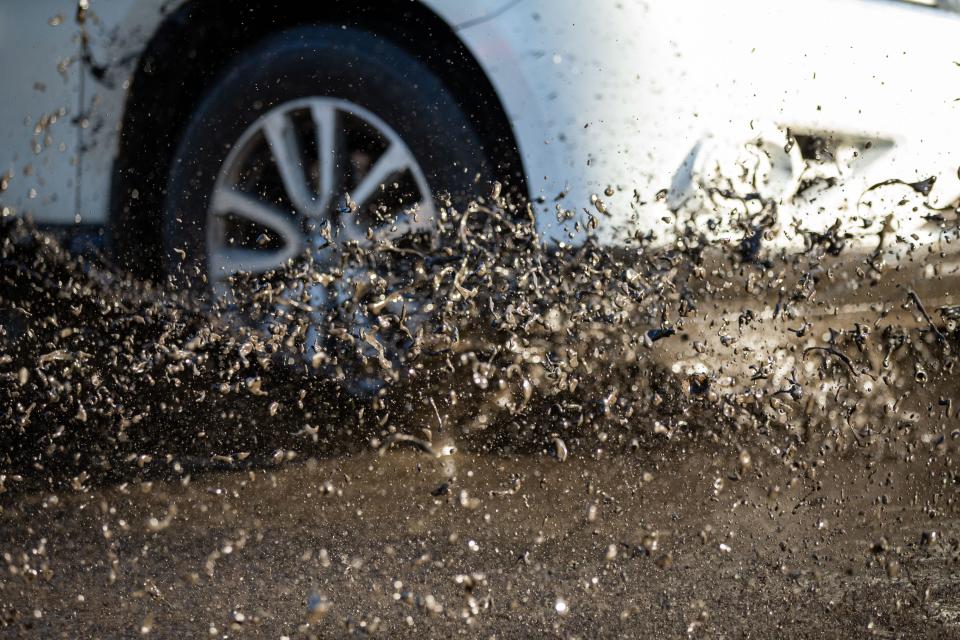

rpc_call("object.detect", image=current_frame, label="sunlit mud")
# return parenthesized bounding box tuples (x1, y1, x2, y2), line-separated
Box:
(1, 185, 958, 635)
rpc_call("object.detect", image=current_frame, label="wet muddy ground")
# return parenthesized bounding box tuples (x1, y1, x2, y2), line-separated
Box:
(2, 185, 960, 638)
(2, 443, 958, 638)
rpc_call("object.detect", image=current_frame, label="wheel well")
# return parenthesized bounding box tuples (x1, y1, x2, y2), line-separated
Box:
(111, 0, 528, 276)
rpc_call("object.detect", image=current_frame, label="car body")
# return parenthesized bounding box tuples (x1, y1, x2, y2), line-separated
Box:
(1, 0, 958, 253)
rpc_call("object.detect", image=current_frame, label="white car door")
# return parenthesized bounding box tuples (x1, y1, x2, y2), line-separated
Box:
(459, 0, 960, 246)
(0, 1, 82, 226)
(659, 0, 960, 240)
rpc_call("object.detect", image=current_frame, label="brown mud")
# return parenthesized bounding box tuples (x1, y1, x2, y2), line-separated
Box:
(1, 185, 959, 636)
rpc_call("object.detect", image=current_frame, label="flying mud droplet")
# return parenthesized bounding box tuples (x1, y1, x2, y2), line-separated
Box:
(552, 437, 568, 463)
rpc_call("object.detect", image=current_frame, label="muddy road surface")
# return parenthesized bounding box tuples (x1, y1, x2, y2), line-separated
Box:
(2, 443, 959, 638)
(3, 190, 960, 638)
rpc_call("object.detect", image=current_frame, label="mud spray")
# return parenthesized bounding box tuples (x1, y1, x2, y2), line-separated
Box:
(1, 186, 959, 636)
(3, 183, 956, 474)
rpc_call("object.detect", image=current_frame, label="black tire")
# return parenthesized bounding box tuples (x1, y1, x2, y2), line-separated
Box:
(163, 24, 489, 281)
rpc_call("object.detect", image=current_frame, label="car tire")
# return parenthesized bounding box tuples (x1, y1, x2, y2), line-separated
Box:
(163, 24, 489, 280)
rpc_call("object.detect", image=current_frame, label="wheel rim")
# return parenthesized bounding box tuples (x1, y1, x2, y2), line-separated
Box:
(207, 97, 436, 282)
(205, 97, 438, 385)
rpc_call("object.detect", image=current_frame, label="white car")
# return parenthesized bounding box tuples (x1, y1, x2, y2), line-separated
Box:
(2, 0, 958, 275)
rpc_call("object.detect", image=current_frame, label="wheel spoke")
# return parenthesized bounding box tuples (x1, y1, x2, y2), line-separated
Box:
(209, 187, 304, 277)
(340, 142, 419, 243)
(349, 143, 413, 212)
(263, 110, 322, 217)
(310, 102, 338, 217)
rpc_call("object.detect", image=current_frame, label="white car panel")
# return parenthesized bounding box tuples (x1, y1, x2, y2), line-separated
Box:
(2, 0, 958, 256)
(75, 0, 165, 228)
(458, 0, 960, 246)
(0, 1, 80, 224)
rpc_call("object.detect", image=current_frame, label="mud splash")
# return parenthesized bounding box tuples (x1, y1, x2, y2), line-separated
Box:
(2, 189, 960, 636)
(1, 189, 956, 489)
